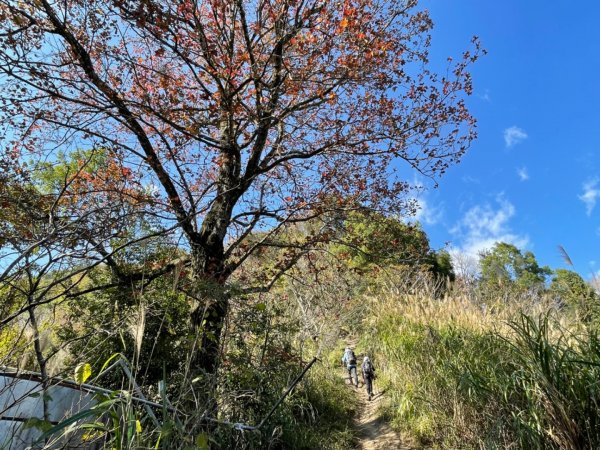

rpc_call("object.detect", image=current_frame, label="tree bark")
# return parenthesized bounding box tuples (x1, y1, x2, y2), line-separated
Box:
(190, 119, 243, 375)
(27, 301, 50, 423)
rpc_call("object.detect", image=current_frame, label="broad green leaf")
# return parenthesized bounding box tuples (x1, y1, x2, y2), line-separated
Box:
(74, 362, 92, 384)
(195, 433, 209, 450)
(34, 397, 121, 445)
(99, 353, 124, 374)
(79, 422, 109, 432)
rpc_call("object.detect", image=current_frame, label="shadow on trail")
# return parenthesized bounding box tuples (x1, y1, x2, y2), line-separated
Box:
(369, 391, 385, 401)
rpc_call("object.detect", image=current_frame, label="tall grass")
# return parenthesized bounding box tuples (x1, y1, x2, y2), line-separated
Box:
(362, 290, 600, 449)
(494, 313, 600, 449)
(276, 362, 358, 450)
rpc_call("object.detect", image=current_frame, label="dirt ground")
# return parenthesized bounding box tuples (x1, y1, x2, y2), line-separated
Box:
(342, 371, 411, 450)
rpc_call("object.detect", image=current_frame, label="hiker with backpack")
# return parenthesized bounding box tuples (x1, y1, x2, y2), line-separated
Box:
(362, 356, 376, 400)
(342, 347, 359, 386)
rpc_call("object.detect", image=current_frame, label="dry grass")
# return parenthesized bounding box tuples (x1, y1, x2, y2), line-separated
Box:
(352, 272, 600, 449)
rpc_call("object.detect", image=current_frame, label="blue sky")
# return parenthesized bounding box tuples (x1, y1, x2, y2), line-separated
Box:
(412, 0, 600, 279)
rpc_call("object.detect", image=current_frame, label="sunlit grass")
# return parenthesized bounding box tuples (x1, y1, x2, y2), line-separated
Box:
(359, 285, 600, 449)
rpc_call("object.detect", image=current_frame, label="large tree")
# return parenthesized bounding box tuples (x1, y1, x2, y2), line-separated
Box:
(0, 0, 480, 375)
(331, 210, 454, 281)
(549, 269, 597, 319)
(479, 242, 551, 292)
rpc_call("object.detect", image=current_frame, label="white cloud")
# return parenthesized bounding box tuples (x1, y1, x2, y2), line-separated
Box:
(450, 196, 529, 259)
(517, 167, 529, 181)
(413, 197, 443, 225)
(461, 175, 480, 184)
(405, 178, 443, 226)
(504, 126, 528, 148)
(579, 178, 600, 216)
(478, 89, 491, 102)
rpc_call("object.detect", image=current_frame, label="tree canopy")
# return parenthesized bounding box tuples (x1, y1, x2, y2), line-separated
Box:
(479, 242, 551, 291)
(331, 210, 454, 282)
(549, 268, 598, 318)
(0, 0, 481, 374)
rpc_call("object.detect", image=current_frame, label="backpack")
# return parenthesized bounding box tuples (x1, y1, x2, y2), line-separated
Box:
(345, 349, 357, 366)
(363, 360, 373, 376)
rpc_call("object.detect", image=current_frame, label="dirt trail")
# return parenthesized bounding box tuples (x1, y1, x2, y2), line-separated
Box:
(342, 369, 410, 449)
(353, 380, 407, 449)
(342, 340, 410, 449)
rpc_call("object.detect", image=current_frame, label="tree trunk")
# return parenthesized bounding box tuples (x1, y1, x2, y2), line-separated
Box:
(188, 245, 230, 421)
(189, 240, 230, 377)
(27, 302, 50, 423)
(197, 295, 229, 375)
(192, 142, 241, 376)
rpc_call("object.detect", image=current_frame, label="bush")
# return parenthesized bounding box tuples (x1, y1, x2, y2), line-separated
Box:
(212, 300, 358, 449)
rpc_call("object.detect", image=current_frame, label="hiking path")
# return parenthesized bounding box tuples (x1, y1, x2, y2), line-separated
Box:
(341, 367, 412, 449)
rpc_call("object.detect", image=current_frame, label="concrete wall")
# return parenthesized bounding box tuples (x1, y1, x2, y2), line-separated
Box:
(0, 371, 98, 449)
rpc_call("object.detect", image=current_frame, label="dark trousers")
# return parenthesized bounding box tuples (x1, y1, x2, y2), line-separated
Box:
(364, 376, 373, 396)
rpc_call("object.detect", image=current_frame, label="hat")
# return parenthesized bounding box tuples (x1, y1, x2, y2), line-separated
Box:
(363, 356, 370, 362)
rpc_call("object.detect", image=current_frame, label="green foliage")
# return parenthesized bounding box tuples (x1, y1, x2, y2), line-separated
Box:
(491, 313, 600, 449)
(430, 249, 455, 281)
(23, 417, 54, 433)
(0, 175, 52, 248)
(35, 381, 151, 450)
(57, 266, 193, 390)
(550, 269, 598, 318)
(74, 362, 92, 384)
(364, 312, 498, 447)
(330, 210, 454, 294)
(0, 322, 23, 367)
(332, 211, 431, 270)
(279, 363, 357, 450)
(479, 242, 551, 292)
(213, 299, 357, 449)
(34, 148, 108, 194)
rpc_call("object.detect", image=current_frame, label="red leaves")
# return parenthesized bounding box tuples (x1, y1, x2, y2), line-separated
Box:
(0, 0, 481, 285)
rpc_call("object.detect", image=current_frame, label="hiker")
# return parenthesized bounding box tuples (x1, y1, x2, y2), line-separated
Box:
(341, 347, 358, 386)
(362, 356, 376, 400)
